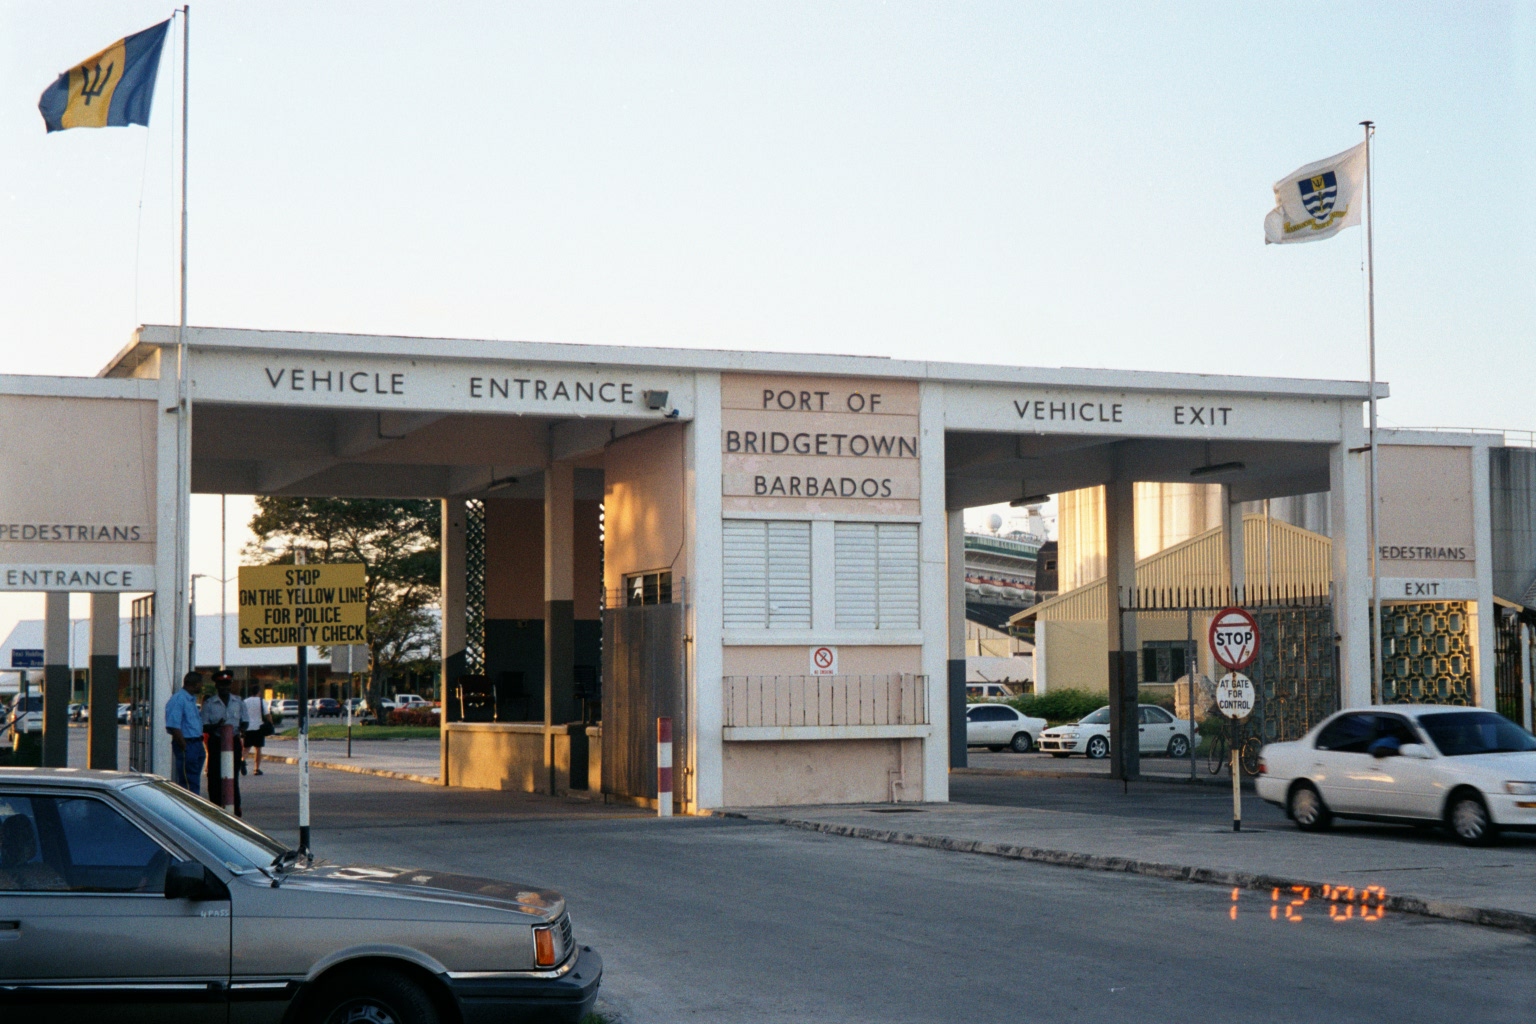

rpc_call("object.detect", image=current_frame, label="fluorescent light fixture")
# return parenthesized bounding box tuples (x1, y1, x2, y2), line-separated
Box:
(1190, 461, 1245, 478)
(484, 476, 519, 492)
(1010, 493, 1052, 507)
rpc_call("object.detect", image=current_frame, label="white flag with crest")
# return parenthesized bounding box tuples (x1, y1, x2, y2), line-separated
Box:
(1264, 142, 1367, 244)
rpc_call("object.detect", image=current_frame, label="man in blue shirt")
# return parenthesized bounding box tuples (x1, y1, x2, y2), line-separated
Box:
(165, 671, 205, 794)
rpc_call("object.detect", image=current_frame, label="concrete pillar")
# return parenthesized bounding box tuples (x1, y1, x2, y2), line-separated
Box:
(544, 464, 577, 797)
(440, 498, 466, 783)
(42, 592, 70, 767)
(89, 592, 119, 769)
(919, 382, 951, 801)
(1222, 485, 1246, 599)
(1472, 443, 1497, 711)
(150, 345, 190, 778)
(1104, 477, 1138, 781)
(947, 509, 967, 768)
(692, 372, 725, 810)
(1331, 417, 1372, 708)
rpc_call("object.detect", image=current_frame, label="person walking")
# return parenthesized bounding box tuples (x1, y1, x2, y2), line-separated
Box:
(243, 682, 271, 776)
(165, 671, 206, 794)
(202, 669, 249, 816)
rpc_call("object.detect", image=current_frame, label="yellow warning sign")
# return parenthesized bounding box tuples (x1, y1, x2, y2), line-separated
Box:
(237, 563, 368, 648)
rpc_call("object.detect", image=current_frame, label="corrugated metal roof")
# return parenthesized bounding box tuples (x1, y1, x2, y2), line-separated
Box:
(1011, 514, 1332, 623)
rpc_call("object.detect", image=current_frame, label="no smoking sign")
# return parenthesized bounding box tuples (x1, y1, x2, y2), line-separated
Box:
(1208, 606, 1259, 672)
(809, 645, 838, 676)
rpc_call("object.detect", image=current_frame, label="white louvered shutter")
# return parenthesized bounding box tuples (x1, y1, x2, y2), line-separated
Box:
(723, 520, 812, 629)
(723, 520, 768, 628)
(836, 522, 919, 629)
(835, 523, 878, 629)
(875, 523, 920, 629)
(765, 521, 812, 628)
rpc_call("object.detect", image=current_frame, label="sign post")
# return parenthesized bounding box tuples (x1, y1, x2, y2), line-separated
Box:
(238, 562, 367, 858)
(1208, 607, 1259, 833)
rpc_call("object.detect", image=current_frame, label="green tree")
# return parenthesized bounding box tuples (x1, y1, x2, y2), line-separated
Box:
(246, 498, 441, 717)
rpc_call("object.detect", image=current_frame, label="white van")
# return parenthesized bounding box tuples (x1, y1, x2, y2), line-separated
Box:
(964, 682, 1017, 701)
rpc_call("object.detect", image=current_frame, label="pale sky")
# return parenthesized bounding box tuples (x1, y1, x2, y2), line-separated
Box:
(1, 2, 1532, 640)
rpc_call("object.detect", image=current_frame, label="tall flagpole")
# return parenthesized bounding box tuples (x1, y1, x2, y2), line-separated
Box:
(174, 7, 192, 694)
(1361, 119, 1381, 700)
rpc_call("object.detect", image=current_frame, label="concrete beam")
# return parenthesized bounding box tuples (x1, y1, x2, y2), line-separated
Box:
(335, 411, 446, 458)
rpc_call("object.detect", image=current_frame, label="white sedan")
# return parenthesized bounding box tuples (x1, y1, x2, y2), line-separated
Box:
(966, 703, 1047, 753)
(1038, 704, 1198, 759)
(1257, 705, 1536, 846)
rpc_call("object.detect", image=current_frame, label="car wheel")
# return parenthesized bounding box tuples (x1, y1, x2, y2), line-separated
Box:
(1166, 734, 1190, 759)
(1288, 782, 1332, 832)
(1085, 735, 1109, 760)
(1010, 732, 1034, 753)
(1050, 753, 1070, 759)
(314, 967, 441, 1024)
(1447, 790, 1499, 847)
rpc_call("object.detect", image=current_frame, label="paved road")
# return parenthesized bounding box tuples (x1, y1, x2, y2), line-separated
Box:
(240, 765, 1536, 1023)
(952, 766, 1292, 825)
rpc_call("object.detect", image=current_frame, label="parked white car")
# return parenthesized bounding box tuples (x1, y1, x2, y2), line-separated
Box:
(8, 695, 42, 735)
(1257, 705, 1536, 846)
(966, 703, 1047, 753)
(1038, 704, 1198, 759)
(392, 693, 429, 708)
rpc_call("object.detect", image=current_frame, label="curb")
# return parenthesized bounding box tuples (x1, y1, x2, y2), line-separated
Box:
(953, 767, 1258, 791)
(722, 811, 1536, 936)
(267, 755, 440, 787)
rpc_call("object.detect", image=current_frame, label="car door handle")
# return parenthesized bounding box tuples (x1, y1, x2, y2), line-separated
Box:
(0, 921, 19, 941)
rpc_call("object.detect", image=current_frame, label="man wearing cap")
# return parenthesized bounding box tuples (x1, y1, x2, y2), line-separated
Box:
(165, 671, 206, 794)
(202, 669, 249, 816)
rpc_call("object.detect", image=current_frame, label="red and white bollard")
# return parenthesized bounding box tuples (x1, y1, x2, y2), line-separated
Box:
(656, 716, 673, 817)
(219, 724, 236, 811)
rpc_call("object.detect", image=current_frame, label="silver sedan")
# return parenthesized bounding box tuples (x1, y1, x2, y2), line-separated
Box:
(0, 769, 601, 1023)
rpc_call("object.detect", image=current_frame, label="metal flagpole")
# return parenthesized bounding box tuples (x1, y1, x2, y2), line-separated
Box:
(1361, 119, 1382, 700)
(172, 5, 192, 699)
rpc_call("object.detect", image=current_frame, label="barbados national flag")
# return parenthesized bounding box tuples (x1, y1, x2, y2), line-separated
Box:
(38, 20, 170, 133)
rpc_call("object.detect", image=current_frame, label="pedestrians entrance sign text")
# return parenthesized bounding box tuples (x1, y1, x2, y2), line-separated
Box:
(1215, 672, 1256, 720)
(238, 563, 368, 648)
(1208, 606, 1259, 671)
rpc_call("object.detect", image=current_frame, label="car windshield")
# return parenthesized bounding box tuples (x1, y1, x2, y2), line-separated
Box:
(1418, 711, 1536, 757)
(122, 779, 289, 873)
(1078, 707, 1111, 725)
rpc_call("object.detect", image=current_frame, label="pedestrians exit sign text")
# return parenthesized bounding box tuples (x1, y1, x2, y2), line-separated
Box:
(238, 563, 368, 648)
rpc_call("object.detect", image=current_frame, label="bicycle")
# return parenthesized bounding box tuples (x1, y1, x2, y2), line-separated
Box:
(1205, 718, 1263, 777)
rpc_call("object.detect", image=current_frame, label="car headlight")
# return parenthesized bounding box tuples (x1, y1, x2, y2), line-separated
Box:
(1505, 782, 1536, 795)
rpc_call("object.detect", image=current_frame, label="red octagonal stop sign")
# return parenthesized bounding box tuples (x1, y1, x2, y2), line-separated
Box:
(1208, 606, 1260, 672)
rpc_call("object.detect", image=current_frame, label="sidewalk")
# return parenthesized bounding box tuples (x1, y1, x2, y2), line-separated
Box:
(263, 736, 441, 784)
(723, 791, 1536, 934)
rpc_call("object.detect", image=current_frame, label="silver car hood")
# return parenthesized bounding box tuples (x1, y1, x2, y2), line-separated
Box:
(276, 863, 567, 920)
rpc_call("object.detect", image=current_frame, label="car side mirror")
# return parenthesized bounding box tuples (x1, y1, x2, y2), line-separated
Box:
(1399, 742, 1431, 759)
(164, 858, 227, 901)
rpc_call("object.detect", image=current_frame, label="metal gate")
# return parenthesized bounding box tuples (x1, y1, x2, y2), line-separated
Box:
(601, 594, 685, 805)
(1494, 607, 1524, 724)
(129, 594, 154, 772)
(1120, 586, 1337, 773)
